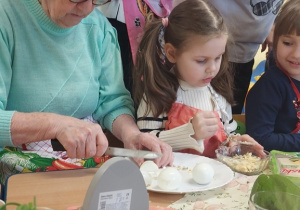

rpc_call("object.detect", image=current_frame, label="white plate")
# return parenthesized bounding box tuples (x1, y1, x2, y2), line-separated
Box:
(147, 152, 234, 194)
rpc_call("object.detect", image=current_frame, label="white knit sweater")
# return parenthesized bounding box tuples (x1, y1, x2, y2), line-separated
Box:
(137, 80, 237, 152)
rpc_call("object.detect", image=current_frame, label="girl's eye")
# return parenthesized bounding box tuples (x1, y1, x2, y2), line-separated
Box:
(196, 60, 206, 64)
(283, 41, 293, 46)
(215, 56, 222, 61)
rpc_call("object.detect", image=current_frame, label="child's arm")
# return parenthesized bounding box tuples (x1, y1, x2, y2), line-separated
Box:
(137, 100, 218, 153)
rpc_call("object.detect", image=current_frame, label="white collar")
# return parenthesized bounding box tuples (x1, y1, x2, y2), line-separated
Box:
(178, 79, 209, 91)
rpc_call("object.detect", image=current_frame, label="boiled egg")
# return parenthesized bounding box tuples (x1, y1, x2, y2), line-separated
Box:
(157, 167, 182, 190)
(140, 170, 152, 187)
(140, 161, 159, 187)
(192, 163, 214, 185)
(140, 160, 159, 176)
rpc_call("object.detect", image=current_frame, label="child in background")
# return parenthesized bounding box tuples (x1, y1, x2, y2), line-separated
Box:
(246, 0, 300, 152)
(133, 0, 263, 158)
(98, 0, 172, 93)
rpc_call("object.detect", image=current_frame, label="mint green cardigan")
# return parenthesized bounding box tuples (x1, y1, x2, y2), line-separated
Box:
(0, 0, 134, 147)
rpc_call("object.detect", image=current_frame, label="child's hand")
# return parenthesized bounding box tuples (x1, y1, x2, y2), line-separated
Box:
(234, 134, 266, 158)
(191, 111, 219, 140)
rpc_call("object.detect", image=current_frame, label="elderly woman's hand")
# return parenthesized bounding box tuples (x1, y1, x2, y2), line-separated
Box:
(11, 112, 109, 159)
(55, 116, 108, 159)
(110, 114, 173, 168)
(123, 132, 174, 168)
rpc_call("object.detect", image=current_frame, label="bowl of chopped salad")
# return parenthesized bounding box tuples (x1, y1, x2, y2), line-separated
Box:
(215, 144, 270, 175)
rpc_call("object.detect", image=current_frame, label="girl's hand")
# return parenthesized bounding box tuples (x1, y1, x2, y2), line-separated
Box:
(191, 111, 219, 140)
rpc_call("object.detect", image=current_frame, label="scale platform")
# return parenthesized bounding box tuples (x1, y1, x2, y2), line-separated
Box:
(82, 157, 149, 210)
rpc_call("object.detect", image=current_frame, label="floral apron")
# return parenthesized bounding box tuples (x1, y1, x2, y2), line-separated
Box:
(165, 102, 227, 158)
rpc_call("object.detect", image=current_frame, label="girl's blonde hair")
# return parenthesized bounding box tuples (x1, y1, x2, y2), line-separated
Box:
(273, 0, 300, 57)
(133, 0, 233, 117)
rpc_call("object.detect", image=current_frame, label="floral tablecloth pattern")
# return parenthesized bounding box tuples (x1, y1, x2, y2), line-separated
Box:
(0, 147, 269, 209)
(168, 172, 259, 210)
(0, 147, 110, 185)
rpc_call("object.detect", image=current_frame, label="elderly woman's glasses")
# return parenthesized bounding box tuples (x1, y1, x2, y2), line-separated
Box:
(69, 0, 111, 6)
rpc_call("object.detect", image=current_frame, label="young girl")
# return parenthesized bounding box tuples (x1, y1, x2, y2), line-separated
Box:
(133, 0, 263, 158)
(246, 0, 300, 152)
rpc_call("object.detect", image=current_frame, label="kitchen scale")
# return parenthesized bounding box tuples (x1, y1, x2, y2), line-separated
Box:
(81, 157, 149, 210)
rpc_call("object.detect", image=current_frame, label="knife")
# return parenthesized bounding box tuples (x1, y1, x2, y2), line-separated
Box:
(51, 139, 162, 159)
(105, 147, 162, 159)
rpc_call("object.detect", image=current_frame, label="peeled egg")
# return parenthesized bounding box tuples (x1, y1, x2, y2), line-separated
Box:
(140, 160, 159, 177)
(157, 167, 182, 190)
(140, 161, 159, 187)
(192, 163, 214, 185)
(140, 171, 152, 187)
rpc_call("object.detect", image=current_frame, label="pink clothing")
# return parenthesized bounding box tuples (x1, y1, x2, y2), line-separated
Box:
(165, 103, 227, 158)
(123, 0, 172, 63)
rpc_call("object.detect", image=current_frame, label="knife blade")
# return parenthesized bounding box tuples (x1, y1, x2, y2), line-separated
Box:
(104, 146, 163, 159)
(51, 139, 162, 159)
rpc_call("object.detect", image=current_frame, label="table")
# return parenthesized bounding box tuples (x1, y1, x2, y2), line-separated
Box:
(1, 147, 264, 210)
(169, 172, 259, 209)
(3, 168, 184, 210)
(3, 168, 260, 210)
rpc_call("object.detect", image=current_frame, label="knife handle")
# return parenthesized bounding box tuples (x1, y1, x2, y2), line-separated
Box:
(51, 139, 66, 151)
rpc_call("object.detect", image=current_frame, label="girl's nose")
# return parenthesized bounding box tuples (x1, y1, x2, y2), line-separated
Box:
(291, 46, 300, 58)
(206, 62, 216, 73)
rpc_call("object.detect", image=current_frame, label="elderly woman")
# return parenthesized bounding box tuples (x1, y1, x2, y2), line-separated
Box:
(0, 0, 173, 167)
